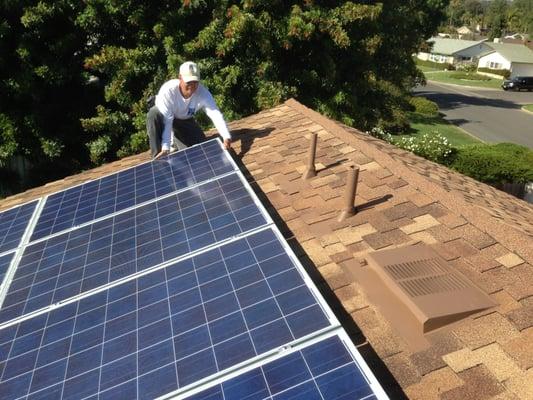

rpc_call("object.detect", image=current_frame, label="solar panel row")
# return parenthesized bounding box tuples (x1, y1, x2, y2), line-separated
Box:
(0, 173, 267, 324)
(0, 139, 387, 400)
(0, 229, 331, 400)
(187, 334, 379, 400)
(31, 140, 235, 242)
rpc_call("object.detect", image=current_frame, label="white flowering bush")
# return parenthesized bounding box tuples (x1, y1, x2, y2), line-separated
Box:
(393, 133, 454, 164)
(368, 127, 394, 142)
(367, 127, 455, 164)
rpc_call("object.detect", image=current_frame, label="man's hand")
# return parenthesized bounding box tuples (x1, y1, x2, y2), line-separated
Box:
(223, 138, 232, 150)
(154, 149, 170, 160)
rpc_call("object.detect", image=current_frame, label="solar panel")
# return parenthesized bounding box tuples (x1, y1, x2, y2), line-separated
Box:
(0, 139, 387, 400)
(0, 201, 37, 255)
(0, 173, 268, 324)
(0, 253, 15, 288)
(0, 228, 333, 400)
(31, 140, 234, 241)
(185, 333, 385, 400)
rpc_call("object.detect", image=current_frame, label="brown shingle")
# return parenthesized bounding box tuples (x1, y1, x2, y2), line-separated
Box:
(452, 312, 520, 349)
(440, 365, 504, 400)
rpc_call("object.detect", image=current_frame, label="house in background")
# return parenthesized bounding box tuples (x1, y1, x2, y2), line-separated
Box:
(457, 25, 474, 40)
(417, 37, 490, 66)
(478, 42, 533, 78)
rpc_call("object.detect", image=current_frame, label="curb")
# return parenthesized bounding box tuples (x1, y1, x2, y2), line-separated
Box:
(521, 105, 533, 115)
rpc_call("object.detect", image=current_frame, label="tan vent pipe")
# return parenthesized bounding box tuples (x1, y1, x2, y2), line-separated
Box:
(338, 166, 359, 221)
(302, 133, 317, 180)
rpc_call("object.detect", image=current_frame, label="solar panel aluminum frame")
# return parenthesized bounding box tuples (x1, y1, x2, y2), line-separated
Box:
(27, 139, 240, 248)
(0, 162, 275, 330)
(165, 329, 388, 400)
(0, 199, 45, 306)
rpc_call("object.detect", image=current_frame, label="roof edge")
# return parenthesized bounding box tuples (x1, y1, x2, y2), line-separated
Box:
(283, 98, 533, 264)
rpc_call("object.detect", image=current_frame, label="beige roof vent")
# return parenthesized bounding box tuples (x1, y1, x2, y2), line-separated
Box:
(342, 244, 495, 345)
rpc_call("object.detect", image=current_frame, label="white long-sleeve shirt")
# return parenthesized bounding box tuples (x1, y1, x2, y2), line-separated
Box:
(155, 79, 231, 151)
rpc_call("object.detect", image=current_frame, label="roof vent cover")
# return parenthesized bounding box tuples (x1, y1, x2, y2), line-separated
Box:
(365, 244, 495, 333)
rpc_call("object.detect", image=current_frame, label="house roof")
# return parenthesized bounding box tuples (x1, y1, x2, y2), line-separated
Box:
(427, 37, 487, 56)
(2, 99, 533, 399)
(485, 42, 533, 64)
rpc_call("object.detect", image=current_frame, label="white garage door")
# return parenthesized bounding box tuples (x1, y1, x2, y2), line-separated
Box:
(511, 63, 533, 77)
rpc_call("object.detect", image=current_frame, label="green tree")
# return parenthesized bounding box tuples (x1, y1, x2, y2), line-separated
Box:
(487, 0, 509, 39)
(508, 0, 533, 35)
(85, 0, 449, 148)
(0, 0, 107, 191)
(1, 0, 449, 195)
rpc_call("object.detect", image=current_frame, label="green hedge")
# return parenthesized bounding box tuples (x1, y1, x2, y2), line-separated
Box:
(409, 96, 439, 117)
(416, 58, 455, 70)
(452, 72, 491, 81)
(451, 143, 533, 184)
(477, 67, 511, 78)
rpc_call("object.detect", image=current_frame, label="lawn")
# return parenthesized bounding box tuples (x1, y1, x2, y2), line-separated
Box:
(417, 65, 441, 72)
(422, 70, 503, 89)
(405, 112, 481, 147)
(523, 104, 533, 113)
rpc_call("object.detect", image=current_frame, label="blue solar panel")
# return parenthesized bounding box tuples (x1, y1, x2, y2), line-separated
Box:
(0, 229, 332, 400)
(0, 173, 267, 324)
(0, 202, 37, 254)
(0, 253, 15, 288)
(187, 335, 378, 400)
(31, 140, 234, 241)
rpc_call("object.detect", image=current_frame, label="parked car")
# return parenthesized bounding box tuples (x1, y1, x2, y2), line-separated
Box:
(502, 76, 533, 91)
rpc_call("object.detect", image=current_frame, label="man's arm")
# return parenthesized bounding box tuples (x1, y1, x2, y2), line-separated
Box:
(201, 89, 232, 149)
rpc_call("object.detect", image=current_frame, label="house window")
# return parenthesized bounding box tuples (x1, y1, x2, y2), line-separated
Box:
(430, 54, 446, 63)
(460, 56, 472, 61)
(488, 61, 502, 69)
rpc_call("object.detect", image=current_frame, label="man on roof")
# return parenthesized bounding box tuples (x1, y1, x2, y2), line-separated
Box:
(146, 61, 232, 159)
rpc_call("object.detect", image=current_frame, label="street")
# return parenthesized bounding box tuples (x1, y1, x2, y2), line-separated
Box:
(413, 81, 533, 148)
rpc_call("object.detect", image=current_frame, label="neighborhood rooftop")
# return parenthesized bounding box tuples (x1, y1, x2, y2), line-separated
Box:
(486, 42, 533, 64)
(1, 99, 533, 399)
(427, 37, 488, 55)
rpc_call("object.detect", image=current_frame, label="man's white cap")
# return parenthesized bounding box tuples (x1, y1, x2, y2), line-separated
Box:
(179, 61, 200, 83)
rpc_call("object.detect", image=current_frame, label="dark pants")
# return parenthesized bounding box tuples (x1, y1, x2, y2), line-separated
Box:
(146, 106, 206, 158)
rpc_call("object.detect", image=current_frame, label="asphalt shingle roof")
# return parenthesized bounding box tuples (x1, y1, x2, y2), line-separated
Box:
(1, 99, 532, 399)
(486, 42, 533, 64)
(427, 37, 488, 56)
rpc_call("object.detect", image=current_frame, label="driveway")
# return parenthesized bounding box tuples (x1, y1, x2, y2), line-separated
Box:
(413, 81, 533, 148)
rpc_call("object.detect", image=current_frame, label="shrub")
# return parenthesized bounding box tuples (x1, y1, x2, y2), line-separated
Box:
(477, 67, 511, 78)
(452, 72, 491, 81)
(451, 143, 533, 184)
(456, 63, 477, 73)
(377, 108, 410, 134)
(393, 133, 454, 164)
(368, 127, 393, 141)
(409, 96, 439, 117)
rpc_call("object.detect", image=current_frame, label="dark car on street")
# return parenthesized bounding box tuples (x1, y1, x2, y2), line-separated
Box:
(502, 76, 533, 91)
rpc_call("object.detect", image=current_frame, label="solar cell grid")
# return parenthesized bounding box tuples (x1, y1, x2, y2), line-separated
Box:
(186, 335, 377, 400)
(0, 202, 37, 254)
(0, 229, 332, 400)
(31, 140, 234, 241)
(0, 253, 15, 288)
(0, 173, 268, 324)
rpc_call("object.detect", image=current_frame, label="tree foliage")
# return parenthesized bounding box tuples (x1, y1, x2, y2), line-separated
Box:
(444, 0, 533, 37)
(1, 0, 449, 194)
